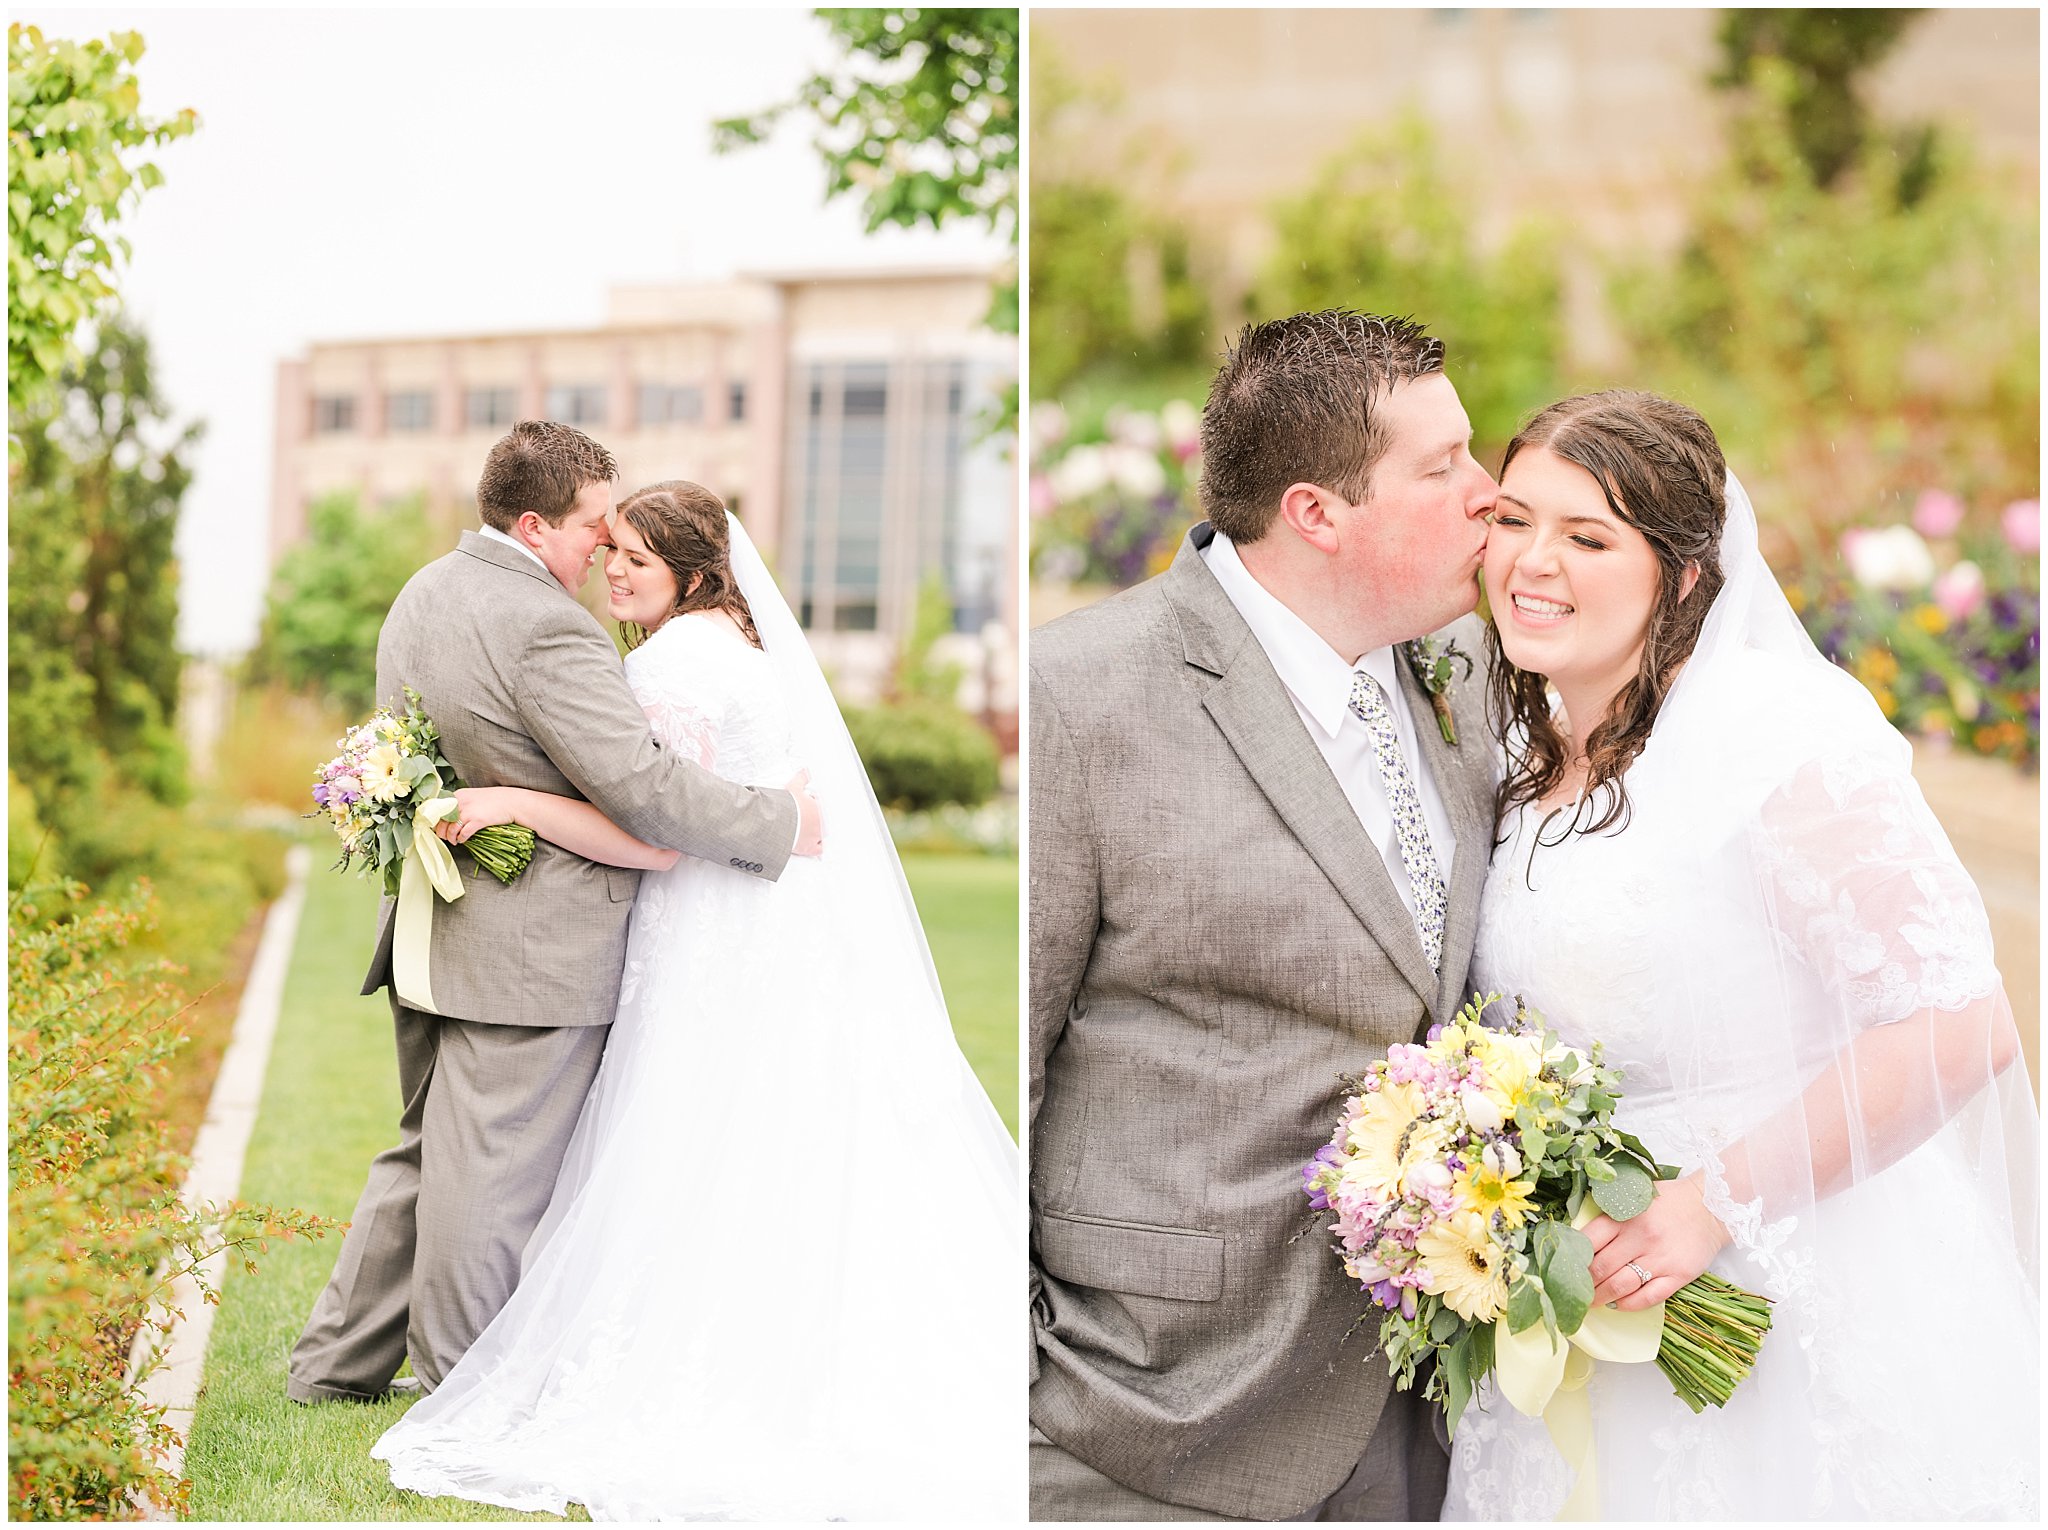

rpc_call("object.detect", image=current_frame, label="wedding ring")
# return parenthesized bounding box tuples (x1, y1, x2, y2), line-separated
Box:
(1626, 1260, 1654, 1287)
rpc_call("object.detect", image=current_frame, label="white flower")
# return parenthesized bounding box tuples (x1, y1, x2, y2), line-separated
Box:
(1031, 399, 1069, 453)
(1050, 445, 1110, 502)
(1461, 1086, 1505, 1134)
(1841, 525, 1935, 591)
(1161, 398, 1201, 453)
(1484, 1140, 1523, 1179)
(1106, 405, 1162, 451)
(1402, 1159, 1454, 1200)
(1106, 444, 1166, 498)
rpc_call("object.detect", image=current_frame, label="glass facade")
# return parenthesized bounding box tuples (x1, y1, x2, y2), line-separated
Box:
(544, 384, 607, 426)
(386, 390, 434, 431)
(465, 387, 518, 429)
(791, 357, 999, 640)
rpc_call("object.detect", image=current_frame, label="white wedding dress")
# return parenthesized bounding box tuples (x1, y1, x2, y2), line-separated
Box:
(1443, 480, 2038, 1521)
(372, 532, 1024, 1521)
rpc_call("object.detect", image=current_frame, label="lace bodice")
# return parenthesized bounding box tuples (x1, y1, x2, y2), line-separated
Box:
(622, 614, 796, 788)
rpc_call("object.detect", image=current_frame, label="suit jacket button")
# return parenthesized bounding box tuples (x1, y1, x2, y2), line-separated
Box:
(729, 858, 743, 869)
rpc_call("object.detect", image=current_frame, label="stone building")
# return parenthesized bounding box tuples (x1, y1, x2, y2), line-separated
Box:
(270, 265, 1017, 710)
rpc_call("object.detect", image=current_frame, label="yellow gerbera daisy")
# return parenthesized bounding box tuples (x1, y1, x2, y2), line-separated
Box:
(1346, 1082, 1427, 1197)
(1454, 1161, 1537, 1228)
(1417, 1210, 1511, 1323)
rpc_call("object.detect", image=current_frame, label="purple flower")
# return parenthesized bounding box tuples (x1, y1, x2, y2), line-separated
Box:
(312, 782, 331, 807)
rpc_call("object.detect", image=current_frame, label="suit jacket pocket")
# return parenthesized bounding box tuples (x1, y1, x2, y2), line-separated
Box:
(605, 868, 640, 903)
(1038, 1211, 1224, 1302)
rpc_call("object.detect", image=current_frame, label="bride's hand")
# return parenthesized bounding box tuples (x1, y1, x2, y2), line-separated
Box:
(437, 786, 521, 844)
(1580, 1174, 1731, 1311)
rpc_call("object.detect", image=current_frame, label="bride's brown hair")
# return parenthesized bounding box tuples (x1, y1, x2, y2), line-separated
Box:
(615, 480, 763, 651)
(1487, 390, 1727, 843)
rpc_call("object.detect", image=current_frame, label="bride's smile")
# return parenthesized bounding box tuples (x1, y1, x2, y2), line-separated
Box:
(1483, 446, 1669, 728)
(604, 516, 678, 630)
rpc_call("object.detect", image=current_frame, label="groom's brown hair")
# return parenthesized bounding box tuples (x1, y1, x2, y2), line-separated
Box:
(1198, 309, 1445, 543)
(475, 420, 619, 530)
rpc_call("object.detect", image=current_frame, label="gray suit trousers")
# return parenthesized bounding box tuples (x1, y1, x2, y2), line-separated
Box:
(1030, 1390, 1448, 1522)
(286, 997, 607, 1399)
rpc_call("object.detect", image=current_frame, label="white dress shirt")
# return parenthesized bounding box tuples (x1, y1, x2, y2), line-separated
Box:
(1202, 531, 1457, 926)
(479, 522, 550, 574)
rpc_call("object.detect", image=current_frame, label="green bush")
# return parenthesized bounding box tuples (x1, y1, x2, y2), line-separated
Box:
(38, 782, 287, 992)
(1258, 113, 1567, 457)
(844, 702, 1000, 812)
(250, 492, 438, 715)
(8, 884, 333, 1520)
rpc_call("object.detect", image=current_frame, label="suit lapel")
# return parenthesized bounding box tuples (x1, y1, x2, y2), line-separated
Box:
(1398, 648, 1493, 1023)
(1166, 529, 1440, 1017)
(456, 529, 575, 596)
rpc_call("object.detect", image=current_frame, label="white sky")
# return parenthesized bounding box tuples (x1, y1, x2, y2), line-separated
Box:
(17, 4, 1007, 654)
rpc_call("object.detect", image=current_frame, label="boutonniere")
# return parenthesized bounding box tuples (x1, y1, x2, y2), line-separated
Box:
(1402, 636, 1474, 747)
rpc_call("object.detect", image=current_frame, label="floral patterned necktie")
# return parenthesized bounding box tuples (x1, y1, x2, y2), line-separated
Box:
(1348, 670, 1447, 973)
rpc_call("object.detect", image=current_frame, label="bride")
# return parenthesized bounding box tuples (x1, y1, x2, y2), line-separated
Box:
(1444, 392, 2038, 1519)
(369, 482, 1024, 1521)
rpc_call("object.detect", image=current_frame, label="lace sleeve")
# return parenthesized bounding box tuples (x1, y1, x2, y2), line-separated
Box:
(1702, 748, 2022, 1225)
(1755, 752, 2002, 1026)
(626, 631, 725, 772)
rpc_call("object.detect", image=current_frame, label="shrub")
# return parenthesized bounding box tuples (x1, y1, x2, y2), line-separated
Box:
(844, 702, 1000, 812)
(8, 883, 333, 1520)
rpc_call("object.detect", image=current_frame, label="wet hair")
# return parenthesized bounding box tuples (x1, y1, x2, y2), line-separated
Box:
(474, 419, 618, 530)
(1488, 390, 1727, 843)
(614, 480, 762, 651)
(1198, 309, 1446, 543)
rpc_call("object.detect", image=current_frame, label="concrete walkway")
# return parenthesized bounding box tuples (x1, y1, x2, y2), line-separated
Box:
(1912, 746, 2041, 1091)
(128, 844, 311, 1516)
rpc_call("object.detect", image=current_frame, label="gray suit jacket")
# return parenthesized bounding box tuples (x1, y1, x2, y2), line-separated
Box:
(359, 532, 799, 1027)
(1029, 524, 1494, 1519)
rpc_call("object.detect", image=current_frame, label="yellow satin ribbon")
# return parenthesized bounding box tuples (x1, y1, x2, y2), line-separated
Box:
(1493, 1205, 1667, 1520)
(393, 797, 465, 1014)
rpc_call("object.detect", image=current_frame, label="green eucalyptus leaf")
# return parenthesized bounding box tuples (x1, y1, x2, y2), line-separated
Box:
(1590, 1158, 1655, 1221)
(1541, 1226, 1595, 1334)
(1430, 1304, 1462, 1344)
(1506, 1276, 1544, 1335)
(1442, 1331, 1473, 1441)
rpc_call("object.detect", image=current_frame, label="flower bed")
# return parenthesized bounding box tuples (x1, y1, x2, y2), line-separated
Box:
(1788, 495, 2039, 770)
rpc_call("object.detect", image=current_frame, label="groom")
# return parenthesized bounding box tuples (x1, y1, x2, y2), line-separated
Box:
(1030, 311, 1497, 1519)
(288, 420, 821, 1404)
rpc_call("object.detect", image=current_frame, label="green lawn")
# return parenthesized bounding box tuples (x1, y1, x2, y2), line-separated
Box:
(903, 851, 1021, 1136)
(184, 850, 1016, 1519)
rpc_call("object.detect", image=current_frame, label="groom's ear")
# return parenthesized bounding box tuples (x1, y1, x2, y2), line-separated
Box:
(513, 510, 546, 549)
(1277, 482, 1342, 554)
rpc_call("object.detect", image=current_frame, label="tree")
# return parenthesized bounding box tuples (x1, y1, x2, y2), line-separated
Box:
(251, 491, 438, 714)
(1027, 34, 1214, 401)
(1713, 10, 1929, 197)
(7, 25, 196, 438)
(9, 316, 196, 809)
(714, 8, 1019, 410)
(1258, 115, 1567, 457)
(1611, 56, 2037, 537)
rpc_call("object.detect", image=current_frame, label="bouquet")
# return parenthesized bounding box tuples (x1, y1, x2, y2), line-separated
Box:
(1303, 994, 1772, 1445)
(311, 688, 535, 893)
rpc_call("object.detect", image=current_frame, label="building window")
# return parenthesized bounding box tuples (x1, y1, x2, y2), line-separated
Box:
(465, 387, 518, 429)
(791, 359, 991, 641)
(311, 394, 356, 433)
(545, 384, 607, 426)
(727, 380, 748, 422)
(636, 383, 705, 427)
(386, 390, 434, 431)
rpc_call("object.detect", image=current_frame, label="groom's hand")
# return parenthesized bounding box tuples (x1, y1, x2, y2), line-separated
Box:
(786, 770, 824, 857)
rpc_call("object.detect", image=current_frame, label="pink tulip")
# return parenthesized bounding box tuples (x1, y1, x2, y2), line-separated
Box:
(2001, 499, 2040, 556)
(1912, 490, 1965, 539)
(1932, 561, 1986, 622)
